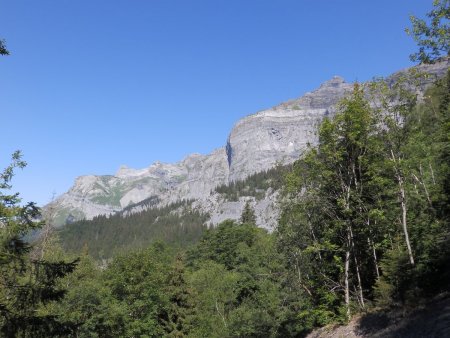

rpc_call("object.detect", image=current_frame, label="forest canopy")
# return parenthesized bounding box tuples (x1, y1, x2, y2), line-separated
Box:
(1, 1, 449, 336)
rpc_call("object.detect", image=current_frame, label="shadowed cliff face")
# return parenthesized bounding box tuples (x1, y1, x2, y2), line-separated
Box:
(48, 59, 450, 227)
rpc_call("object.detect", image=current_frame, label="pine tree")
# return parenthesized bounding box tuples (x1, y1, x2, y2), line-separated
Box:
(0, 39, 8, 56)
(162, 254, 196, 337)
(240, 200, 256, 225)
(0, 151, 78, 337)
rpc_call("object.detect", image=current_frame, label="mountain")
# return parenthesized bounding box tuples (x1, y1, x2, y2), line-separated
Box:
(48, 59, 450, 228)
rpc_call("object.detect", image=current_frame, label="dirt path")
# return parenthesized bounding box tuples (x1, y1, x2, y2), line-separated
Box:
(307, 294, 450, 338)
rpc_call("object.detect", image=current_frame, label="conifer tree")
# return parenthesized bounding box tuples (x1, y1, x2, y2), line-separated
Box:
(162, 253, 196, 337)
(0, 39, 8, 56)
(240, 200, 256, 225)
(0, 151, 78, 337)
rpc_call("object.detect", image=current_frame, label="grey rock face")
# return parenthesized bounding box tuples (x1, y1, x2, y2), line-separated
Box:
(227, 76, 354, 182)
(48, 59, 450, 228)
(49, 148, 230, 225)
(193, 189, 280, 231)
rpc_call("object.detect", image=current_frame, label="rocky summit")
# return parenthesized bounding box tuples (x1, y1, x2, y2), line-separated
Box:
(48, 59, 450, 228)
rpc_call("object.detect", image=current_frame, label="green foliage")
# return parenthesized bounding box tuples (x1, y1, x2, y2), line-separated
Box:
(188, 260, 240, 337)
(188, 220, 259, 269)
(90, 179, 126, 207)
(186, 221, 293, 337)
(406, 0, 449, 63)
(2, 7, 448, 335)
(0, 152, 78, 337)
(215, 165, 290, 201)
(90, 177, 161, 208)
(104, 243, 173, 337)
(374, 246, 413, 307)
(49, 243, 203, 337)
(30, 69, 450, 336)
(378, 70, 450, 302)
(59, 200, 208, 259)
(240, 200, 257, 225)
(278, 68, 450, 334)
(280, 84, 379, 321)
(0, 39, 8, 56)
(52, 254, 127, 337)
(162, 254, 196, 337)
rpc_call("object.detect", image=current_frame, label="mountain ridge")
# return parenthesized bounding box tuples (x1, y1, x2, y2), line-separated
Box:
(48, 59, 450, 228)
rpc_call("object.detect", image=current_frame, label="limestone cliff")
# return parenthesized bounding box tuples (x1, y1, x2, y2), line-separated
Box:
(48, 59, 450, 228)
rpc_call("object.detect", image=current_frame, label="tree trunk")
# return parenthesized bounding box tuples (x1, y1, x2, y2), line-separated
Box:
(398, 173, 415, 265)
(307, 212, 322, 261)
(349, 225, 365, 308)
(353, 255, 365, 309)
(429, 162, 436, 185)
(368, 237, 380, 278)
(419, 164, 432, 206)
(391, 150, 415, 266)
(215, 299, 227, 328)
(344, 246, 351, 321)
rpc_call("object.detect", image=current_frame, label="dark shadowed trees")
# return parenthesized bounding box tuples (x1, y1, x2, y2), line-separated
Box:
(0, 152, 78, 337)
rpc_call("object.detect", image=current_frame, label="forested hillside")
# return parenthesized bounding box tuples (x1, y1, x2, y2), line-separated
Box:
(215, 164, 290, 201)
(1, 1, 449, 336)
(59, 200, 208, 260)
(277, 70, 450, 326)
(57, 164, 290, 260)
(2, 66, 445, 337)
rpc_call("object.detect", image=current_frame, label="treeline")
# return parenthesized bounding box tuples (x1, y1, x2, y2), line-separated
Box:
(277, 69, 450, 324)
(58, 161, 290, 259)
(59, 200, 208, 260)
(35, 221, 303, 337)
(2, 71, 449, 336)
(215, 165, 290, 201)
(2, 3, 449, 334)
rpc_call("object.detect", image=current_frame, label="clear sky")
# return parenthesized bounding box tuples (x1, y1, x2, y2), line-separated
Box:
(1, 0, 431, 206)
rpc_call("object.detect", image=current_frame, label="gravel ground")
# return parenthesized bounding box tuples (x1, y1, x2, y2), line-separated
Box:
(307, 294, 450, 338)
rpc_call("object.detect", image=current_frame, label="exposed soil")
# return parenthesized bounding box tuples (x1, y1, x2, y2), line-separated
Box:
(306, 294, 450, 338)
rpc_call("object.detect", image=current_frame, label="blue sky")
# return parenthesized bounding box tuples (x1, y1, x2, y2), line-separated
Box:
(1, 0, 431, 206)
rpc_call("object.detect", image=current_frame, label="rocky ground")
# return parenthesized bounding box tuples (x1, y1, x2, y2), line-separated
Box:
(307, 293, 450, 338)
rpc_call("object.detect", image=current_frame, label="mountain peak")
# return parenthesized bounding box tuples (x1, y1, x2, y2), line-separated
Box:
(115, 165, 149, 178)
(48, 59, 450, 227)
(320, 76, 346, 88)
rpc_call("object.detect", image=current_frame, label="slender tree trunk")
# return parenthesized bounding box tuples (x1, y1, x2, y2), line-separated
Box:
(391, 150, 415, 266)
(349, 225, 365, 308)
(412, 173, 432, 206)
(344, 245, 351, 321)
(296, 260, 313, 297)
(398, 174, 415, 265)
(353, 255, 365, 309)
(419, 164, 432, 206)
(35, 197, 57, 260)
(368, 236, 380, 278)
(341, 182, 352, 320)
(307, 212, 322, 261)
(215, 299, 227, 328)
(429, 162, 436, 185)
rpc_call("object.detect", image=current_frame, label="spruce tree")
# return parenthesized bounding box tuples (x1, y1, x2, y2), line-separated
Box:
(0, 39, 8, 56)
(0, 151, 78, 337)
(240, 200, 256, 225)
(162, 254, 196, 337)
